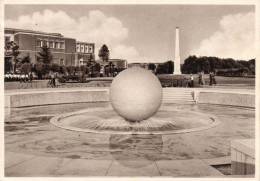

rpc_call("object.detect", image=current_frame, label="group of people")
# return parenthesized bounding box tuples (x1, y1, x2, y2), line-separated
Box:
(4, 73, 33, 83)
(188, 71, 217, 88)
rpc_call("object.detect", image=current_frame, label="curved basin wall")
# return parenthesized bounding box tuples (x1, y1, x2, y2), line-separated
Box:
(5, 88, 255, 108)
(197, 91, 255, 108)
(5, 89, 109, 108)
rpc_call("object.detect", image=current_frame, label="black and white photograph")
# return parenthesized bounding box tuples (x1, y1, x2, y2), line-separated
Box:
(2, 0, 259, 179)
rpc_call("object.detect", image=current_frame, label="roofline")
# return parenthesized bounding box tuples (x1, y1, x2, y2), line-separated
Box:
(14, 32, 65, 39)
(5, 27, 63, 37)
(5, 27, 94, 44)
(76, 41, 95, 45)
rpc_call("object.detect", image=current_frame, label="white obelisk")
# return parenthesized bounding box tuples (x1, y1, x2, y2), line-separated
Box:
(174, 27, 181, 74)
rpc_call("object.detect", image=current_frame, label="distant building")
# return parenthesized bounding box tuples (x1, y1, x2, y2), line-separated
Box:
(109, 59, 128, 70)
(128, 63, 149, 69)
(4, 28, 95, 67)
(76, 41, 95, 66)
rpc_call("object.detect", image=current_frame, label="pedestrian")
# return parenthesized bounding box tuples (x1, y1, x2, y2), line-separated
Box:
(212, 72, 217, 85)
(25, 74, 29, 82)
(29, 72, 33, 82)
(50, 71, 56, 87)
(20, 74, 25, 83)
(198, 72, 202, 85)
(190, 74, 194, 88)
(201, 71, 205, 85)
(209, 72, 213, 86)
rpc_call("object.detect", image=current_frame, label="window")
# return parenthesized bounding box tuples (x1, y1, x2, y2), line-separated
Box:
(49, 41, 54, 48)
(81, 45, 84, 53)
(60, 59, 64, 65)
(55, 42, 60, 49)
(89, 46, 93, 53)
(46, 41, 49, 48)
(60, 42, 65, 49)
(76, 44, 80, 52)
(85, 45, 88, 53)
(40, 40, 43, 47)
(36, 39, 41, 47)
(43, 40, 47, 46)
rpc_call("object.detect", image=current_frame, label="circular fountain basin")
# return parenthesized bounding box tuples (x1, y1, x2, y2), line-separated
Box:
(50, 105, 220, 135)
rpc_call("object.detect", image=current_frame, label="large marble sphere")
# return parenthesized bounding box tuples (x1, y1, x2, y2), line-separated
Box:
(110, 67, 162, 122)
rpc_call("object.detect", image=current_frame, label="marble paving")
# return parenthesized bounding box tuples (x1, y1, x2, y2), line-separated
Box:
(4, 102, 255, 177)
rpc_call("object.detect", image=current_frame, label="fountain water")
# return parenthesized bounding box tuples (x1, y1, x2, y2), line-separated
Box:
(50, 67, 219, 135)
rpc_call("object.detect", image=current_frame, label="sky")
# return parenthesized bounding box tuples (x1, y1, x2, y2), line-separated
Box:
(5, 4, 255, 63)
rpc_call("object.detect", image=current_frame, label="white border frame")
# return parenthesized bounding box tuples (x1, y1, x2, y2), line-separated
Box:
(0, 1, 259, 181)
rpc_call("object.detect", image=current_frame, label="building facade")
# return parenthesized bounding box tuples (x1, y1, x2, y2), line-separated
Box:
(76, 41, 95, 66)
(4, 28, 95, 67)
(108, 59, 128, 70)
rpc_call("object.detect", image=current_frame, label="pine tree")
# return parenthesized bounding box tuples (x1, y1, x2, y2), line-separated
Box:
(98, 44, 110, 62)
(37, 45, 53, 64)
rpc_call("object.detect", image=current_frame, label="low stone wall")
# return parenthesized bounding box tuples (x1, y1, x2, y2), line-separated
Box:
(231, 139, 255, 175)
(5, 88, 255, 108)
(197, 91, 255, 108)
(5, 89, 109, 108)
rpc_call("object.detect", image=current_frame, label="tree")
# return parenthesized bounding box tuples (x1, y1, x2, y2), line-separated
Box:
(148, 63, 156, 73)
(5, 41, 20, 73)
(50, 63, 60, 72)
(19, 54, 32, 75)
(37, 45, 53, 64)
(20, 63, 32, 75)
(34, 62, 44, 79)
(181, 55, 255, 75)
(35, 45, 53, 78)
(21, 54, 31, 64)
(93, 62, 101, 72)
(89, 53, 94, 62)
(166, 61, 174, 74)
(4, 57, 13, 74)
(98, 44, 109, 62)
(156, 61, 174, 74)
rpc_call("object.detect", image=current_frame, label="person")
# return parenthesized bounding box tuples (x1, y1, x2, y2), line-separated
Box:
(25, 74, 29, 82)
(20, 74, 25, 83)
(201, 71, 205, 85)
(29, 72, 33, 82)
(50, 71, 56, 87)
(190, 74, 194, 88)
(212, 72, 217, 85)
(209, 72, 213, 86)
(198, 72, 202, 85)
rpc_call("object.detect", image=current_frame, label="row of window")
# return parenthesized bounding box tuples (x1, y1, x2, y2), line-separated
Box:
(36, 39, 65, 49)
(36, 39, 94, 53)
(76, 44, 94, 53)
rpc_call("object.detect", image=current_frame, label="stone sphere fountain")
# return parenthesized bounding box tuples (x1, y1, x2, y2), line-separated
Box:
(50, 67, 219, 135)
(110, 67, 162, 122)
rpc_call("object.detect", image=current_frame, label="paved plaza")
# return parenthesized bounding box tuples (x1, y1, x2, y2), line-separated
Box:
(5, 101, 254, 177)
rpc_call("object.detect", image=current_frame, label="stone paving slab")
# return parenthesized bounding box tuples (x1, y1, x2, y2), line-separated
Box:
(156, 159, 224, 177)
(3, 152, 240, 177)
(55, 159, 112, 176)
(106, 160, 160, 176)
(5, 152, 36, 168)
(5, 156, 66, 177)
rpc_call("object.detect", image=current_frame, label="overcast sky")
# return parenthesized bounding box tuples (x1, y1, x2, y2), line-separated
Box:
(5, 4, 255, 63)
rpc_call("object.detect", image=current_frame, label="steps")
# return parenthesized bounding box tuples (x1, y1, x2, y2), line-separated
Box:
(162, 88, 195, 103)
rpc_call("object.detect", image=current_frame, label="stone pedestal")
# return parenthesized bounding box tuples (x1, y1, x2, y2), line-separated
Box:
(231, 139, 255, 175)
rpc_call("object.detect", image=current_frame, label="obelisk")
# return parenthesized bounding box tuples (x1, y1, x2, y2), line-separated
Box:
(174, 27, 181, 74)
